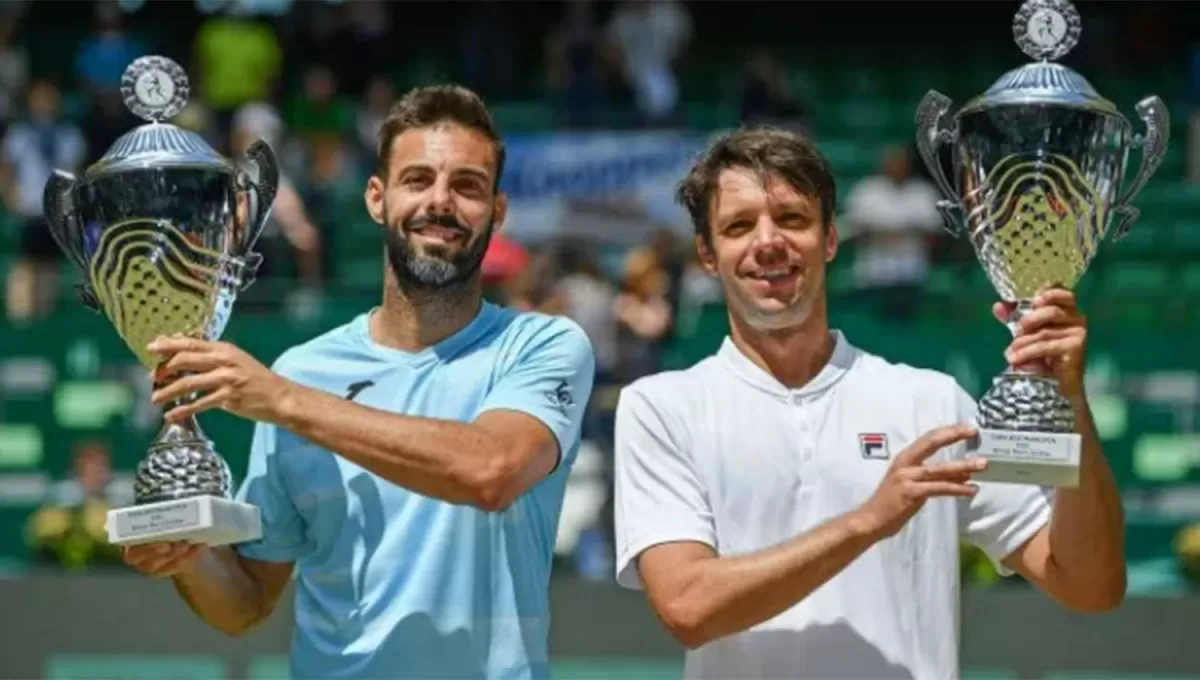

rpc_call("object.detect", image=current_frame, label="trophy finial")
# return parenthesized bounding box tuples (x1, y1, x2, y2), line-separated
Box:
(120, 56, 190, 123)
(1012, 0, 1081, 62)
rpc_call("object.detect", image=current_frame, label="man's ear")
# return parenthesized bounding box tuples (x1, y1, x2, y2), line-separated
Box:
(365, 175, 385, 225)
(825, 219, 839, 263)
(493, 191, 508, 232)
(696, 234, 717, 276)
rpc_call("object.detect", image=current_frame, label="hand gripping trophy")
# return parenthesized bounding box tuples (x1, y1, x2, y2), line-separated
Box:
(914, 0, 1168, 487)
(42, 56, 276, 544)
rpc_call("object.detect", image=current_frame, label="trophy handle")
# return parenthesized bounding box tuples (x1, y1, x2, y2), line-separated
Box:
(1111, 96, 1170, 240)
(42, 170, 100, 311)
(235, 139, 279, 290)
(915, 90, 965, 235)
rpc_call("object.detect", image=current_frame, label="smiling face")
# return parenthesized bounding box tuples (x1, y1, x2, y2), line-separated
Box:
(363, 85, 509, 297)
(365, 123, 506, 293)
(698, 167, 837, 331)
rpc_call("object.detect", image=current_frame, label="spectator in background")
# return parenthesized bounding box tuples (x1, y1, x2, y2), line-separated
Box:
(606, 0, 692, 126)
(80, 89, 140, 167)
(840, 144, 943, 321)
(193, 5, 282, 150)
(74, 2, 146, 98)
(739, 49, 807, 133)
(545, 0, 611, 129)
(25, 440, 127, 570)
(230, 103, 323, 295)
(615, 247, 673, 382)
(356, 74, 395, 173)
(0, 6, 29, 130)
(286, 65, 354, 197)
(2, 80, 86, 322)
(553, 240, 619, 387)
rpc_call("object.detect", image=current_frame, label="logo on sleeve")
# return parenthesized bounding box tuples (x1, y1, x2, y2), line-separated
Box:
(345, 380, 375, 401)
(547, 380, 574, 411)
(859, 433, 890, 460)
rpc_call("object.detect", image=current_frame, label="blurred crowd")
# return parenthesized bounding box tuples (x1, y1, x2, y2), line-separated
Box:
(4, 0, 1200, 582)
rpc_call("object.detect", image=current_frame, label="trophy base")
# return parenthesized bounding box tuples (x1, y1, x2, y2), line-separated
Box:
(106, 495, 262, 547)
(966, 427, 1081, 488)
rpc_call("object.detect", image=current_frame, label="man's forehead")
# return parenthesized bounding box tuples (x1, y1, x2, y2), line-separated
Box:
(714, 167, 814, 209)
(390, 124, 496, 173)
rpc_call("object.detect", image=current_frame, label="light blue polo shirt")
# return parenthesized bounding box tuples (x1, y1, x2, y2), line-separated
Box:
(233, 302, 596, 680)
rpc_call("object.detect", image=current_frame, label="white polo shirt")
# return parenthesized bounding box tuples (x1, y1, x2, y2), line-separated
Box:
(614, 332, 1053, 680)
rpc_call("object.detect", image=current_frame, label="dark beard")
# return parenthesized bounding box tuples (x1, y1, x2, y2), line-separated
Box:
(384, 211, 494, 297)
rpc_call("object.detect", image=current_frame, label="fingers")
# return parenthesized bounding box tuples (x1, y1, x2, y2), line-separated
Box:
(157, 351, 224, 381)
(921, 458, 988, 479)
(1007, 332, 1084, 369)
(1033, 288, 1078, 315)
(992, 301, 1017, 324)
(898, 424, 978, 465)
(151, 370, 232, 406)
(993, 290, 1080, 328)
(148, 336, 215, 356)
(912, 481, 980, 499)
(163, 387, 233, 423)
(122, 542, 201, 577)
(1016, 305, 1074, 335)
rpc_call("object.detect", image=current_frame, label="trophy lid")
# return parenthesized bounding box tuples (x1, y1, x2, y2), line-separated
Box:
(84, 56, 234, 180)
(958, 0, 1119, 117)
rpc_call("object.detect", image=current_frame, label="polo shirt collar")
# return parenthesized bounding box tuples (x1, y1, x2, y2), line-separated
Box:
(718, 330, 857, 399)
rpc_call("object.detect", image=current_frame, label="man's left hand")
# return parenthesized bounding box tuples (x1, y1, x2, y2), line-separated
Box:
(147, 337, 292, 424)
(993, 288, 1088, 399)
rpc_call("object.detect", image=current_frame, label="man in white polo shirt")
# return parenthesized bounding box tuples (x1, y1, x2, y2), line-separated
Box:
(613, 128, 1125, 679)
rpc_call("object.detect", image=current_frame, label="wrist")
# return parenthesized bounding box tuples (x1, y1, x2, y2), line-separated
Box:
(270, 379, 306, 429)
(845, 506, 885, 545)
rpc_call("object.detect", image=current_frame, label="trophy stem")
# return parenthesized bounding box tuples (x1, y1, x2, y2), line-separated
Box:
(133, 393, 233, 506)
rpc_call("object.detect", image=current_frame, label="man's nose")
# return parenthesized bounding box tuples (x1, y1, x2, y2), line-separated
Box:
(749, 219, 787, 258)
(427, 177, 454, 214)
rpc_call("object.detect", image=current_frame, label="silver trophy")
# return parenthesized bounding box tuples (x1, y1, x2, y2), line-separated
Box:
(914, 0, 1168, 487)
(43, 56, 275, 544)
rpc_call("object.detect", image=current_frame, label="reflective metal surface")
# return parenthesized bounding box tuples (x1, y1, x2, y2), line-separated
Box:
(912, 0, 1170, 435)
(40, 56, 277, 506)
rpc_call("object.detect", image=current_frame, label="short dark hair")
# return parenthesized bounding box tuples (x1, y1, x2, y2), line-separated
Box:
(676, 127, 837, 243)
(375, 84, 506, 188)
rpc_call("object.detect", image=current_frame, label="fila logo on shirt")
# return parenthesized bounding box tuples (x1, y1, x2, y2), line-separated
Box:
(859, 433, 890, 460)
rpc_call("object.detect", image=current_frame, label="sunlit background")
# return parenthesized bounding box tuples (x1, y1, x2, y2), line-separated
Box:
(1, 0, 1199, 678)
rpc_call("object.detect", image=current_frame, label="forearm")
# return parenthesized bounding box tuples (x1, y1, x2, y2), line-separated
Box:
(1047, 398, 1126, 598)
(273, 384, 508, 507)
(663, 510, 879, 647)
(172, 547, 270, 636)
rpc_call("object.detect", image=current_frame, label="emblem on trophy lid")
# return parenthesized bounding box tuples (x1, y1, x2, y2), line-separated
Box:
(1013, 0, 1081, 62)
(120, 55, 190, 123)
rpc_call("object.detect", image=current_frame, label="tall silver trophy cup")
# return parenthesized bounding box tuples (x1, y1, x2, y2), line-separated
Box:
(43, 56, 276, 544)
(915, 0, 1168, 487)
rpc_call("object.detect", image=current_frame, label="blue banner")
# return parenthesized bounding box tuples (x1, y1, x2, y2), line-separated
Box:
(498, 130, 711, 244)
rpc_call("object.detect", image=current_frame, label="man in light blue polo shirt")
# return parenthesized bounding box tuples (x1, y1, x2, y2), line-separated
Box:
(121, 84, 595, 680)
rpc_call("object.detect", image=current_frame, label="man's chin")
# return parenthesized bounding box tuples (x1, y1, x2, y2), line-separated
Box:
(736, 298, 814, 331)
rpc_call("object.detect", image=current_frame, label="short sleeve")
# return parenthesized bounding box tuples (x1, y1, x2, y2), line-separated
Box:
(477, 318, 596, 472)
(232, 421, 311, 563)
(613, 384, 716, 590)
(955, 385, 1054, 575)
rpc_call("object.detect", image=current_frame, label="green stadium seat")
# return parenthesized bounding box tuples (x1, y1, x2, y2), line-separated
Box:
(1109, 219, 1162, 257)
(1168, 220, 1200, 255)
(1096, 262, 1172, 328)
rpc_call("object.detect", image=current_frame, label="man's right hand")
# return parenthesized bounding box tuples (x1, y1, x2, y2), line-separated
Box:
(122, 541, 206, 578)
(855, 424, 985, 540)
